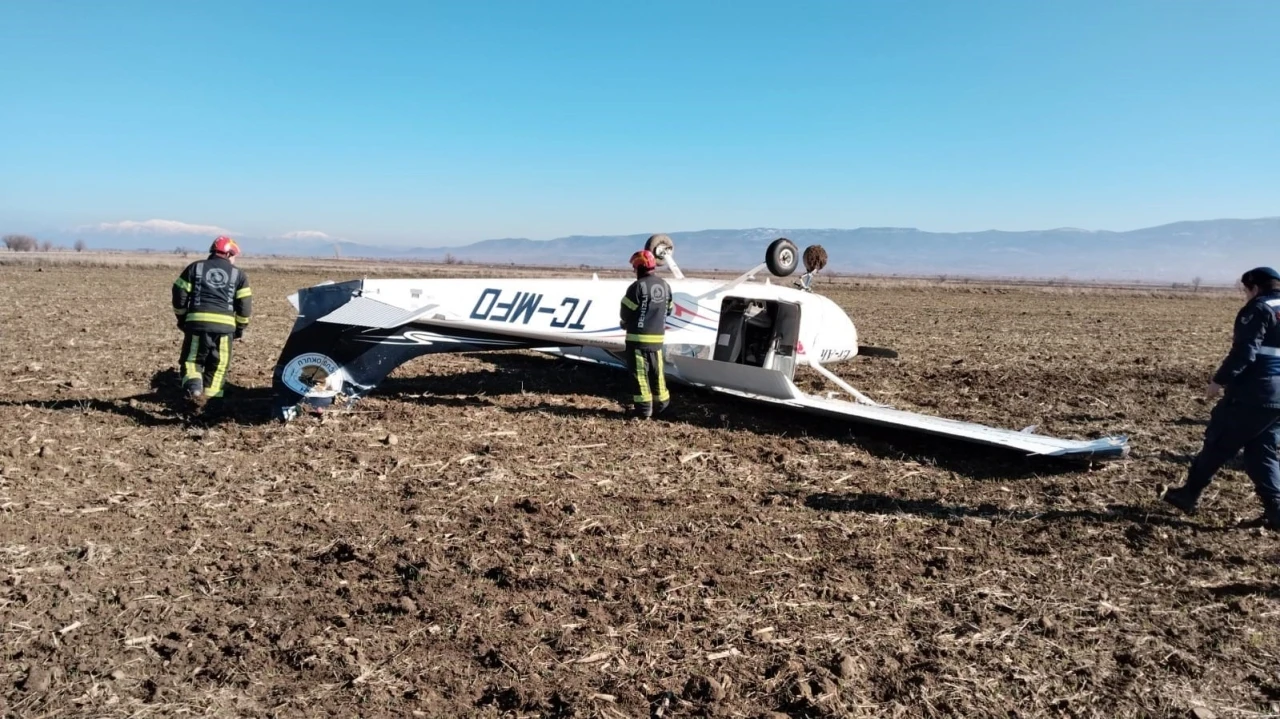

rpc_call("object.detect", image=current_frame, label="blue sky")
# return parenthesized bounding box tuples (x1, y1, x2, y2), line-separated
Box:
(1, 0, 1277, 245)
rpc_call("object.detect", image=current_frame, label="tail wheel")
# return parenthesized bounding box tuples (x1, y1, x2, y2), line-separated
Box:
(766, 237, 799, 277)
(645, 233, 674, 262)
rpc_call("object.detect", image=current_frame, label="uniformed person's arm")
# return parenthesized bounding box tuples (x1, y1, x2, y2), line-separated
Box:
(172, 264, 193, 324)
(620, 282, 639, 327)
(665, 281, 674, 315)
(234, 271, 253, 330)
(1212, 300, 1276, 386)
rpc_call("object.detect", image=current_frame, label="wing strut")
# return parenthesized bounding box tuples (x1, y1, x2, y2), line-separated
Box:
(663, 356, 1130, 460)
(808, 358, 884, 407)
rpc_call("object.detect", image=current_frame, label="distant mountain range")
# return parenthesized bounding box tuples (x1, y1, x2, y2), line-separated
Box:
(20, 217, 1280, 282)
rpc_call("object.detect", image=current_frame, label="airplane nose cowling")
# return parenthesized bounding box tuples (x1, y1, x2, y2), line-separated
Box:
(811, 293, 858, 363)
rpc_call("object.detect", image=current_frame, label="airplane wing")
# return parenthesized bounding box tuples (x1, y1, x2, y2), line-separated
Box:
(674, 357, 1128, 460)
(544, 349, 1129, 461)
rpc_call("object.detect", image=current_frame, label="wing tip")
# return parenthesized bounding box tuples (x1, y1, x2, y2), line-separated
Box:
(1044, 434, 1130, 460)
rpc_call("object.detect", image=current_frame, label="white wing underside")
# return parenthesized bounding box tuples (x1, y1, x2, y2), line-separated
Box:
(541, 349, 1129, 460)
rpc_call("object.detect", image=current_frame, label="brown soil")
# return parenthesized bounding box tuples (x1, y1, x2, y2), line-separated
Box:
(2, 263, 1277, 718)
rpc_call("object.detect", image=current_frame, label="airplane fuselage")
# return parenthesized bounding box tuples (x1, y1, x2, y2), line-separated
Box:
(348, 276, 861, 366)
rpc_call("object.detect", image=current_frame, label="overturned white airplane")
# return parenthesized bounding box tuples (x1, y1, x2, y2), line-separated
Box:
(269, 236, 1129, 461)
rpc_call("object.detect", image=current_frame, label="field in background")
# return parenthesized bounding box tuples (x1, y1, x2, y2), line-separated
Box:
(0, 249, 1241, 296)
(2, 261, 1278, 718)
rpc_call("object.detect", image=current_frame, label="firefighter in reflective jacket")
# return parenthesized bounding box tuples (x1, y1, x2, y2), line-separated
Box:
(1161, 266, 1280, 529)
(620, 249, 673, 418)
(171, 236, 252, 408)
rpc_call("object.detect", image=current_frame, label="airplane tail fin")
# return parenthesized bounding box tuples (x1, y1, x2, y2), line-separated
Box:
(270, 280, 538, 420)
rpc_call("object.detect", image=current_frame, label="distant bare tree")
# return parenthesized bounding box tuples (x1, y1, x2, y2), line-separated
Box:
(174, 246, 191, 257)
(444, 253, 460, 265)
(74, 239, 86, 252)
(3, 234, 38, 252)
(1192, 276, 1203, 292)
(39, 240, 53, 252)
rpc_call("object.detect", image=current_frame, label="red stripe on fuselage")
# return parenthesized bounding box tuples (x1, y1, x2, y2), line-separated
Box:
(673, 303, 711, 321)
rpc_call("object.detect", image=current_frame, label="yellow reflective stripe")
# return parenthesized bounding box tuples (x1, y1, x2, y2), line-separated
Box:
(625, 333, 664, 343)
(235, 287, 252, 299)
(655, 349, 669, 402)
(235, 315, 250, 325)
(206, 335, 231, 397)
(183, 336, 201, 380)
(621, 297, 638, 310)
(634, 350, 651, 402)
(174, 277, 192, 292)
(184, 312, 236, 326)
(173, 308, 187, 315)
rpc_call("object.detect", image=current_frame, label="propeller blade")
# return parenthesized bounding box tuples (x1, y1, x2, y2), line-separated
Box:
(858, 345, 899, 359)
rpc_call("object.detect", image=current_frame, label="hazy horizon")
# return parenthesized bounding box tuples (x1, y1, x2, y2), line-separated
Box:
(8, 215, 1277, 284)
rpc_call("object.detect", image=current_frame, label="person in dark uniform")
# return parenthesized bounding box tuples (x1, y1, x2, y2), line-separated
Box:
(171, 236, 252, 410)
(1160, 266, 1280, 528)
(619, 249, 673, 418)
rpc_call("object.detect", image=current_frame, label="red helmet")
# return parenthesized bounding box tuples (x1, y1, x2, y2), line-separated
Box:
(210, 235, 240, 257)
(630, 249, 657, 271)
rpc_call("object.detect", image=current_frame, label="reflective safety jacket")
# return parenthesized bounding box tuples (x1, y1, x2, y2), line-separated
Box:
(620, 273, 673, 348)
(1214, 291, 1280, 407)
(172, 255, 252, 334)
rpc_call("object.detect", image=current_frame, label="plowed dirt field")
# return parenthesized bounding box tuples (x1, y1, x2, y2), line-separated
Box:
(2, 260, 1279, 718)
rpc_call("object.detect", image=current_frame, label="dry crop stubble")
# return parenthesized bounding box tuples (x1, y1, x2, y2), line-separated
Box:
(1, 262, 1278, 718)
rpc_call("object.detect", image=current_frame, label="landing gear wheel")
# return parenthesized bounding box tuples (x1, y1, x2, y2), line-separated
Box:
(802, 245, 828, 273)
(765, 237, 799, 277)
(645, 233, 674, 262)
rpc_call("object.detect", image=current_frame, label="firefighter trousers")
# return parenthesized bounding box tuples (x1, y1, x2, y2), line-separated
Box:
(625, 343, 669, 416)
(179, 331, 235, 399)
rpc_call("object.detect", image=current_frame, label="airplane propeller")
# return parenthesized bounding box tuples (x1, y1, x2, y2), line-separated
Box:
(857, 345, 899, 358)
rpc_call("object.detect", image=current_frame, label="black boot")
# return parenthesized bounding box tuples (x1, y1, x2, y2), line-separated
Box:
(1241, 502, 1280, 530)
(1237, 514, 1280, 530)
(185, 393, 207, 415)
(1158, 484, 1200, 515)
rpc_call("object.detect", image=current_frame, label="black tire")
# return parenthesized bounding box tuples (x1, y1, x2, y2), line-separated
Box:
(765, 237, 799, 277)
(645, 233, 674, 261)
